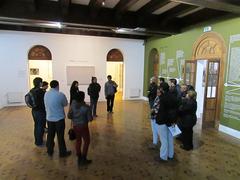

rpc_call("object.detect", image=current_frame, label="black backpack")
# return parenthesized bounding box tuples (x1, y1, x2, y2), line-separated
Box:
(25, 90, 37, 108)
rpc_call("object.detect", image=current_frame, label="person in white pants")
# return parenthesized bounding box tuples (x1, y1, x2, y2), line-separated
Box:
(157, 124, 174, 160)
(149, 88, 161, 149)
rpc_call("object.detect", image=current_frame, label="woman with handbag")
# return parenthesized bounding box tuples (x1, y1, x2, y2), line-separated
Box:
(69, 91, 93, 166)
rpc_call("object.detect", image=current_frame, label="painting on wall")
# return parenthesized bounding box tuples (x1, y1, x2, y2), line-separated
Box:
(30, 68, 39, 75)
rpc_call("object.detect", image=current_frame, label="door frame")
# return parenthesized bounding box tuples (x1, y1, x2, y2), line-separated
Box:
(28, 45, 52, 90)
(202, 59, 220, 128)
(106, 48, 124, 99)
(191, 32, 227, 127)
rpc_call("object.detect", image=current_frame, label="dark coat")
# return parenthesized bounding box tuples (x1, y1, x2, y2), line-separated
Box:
(156, 91, 179, 126)
(147, 82, 158, 102)
(88, 83, 101, 99)
(70, 86, 79, 105)
(31, 87, 45, 111)
(178, 98, 197, 128)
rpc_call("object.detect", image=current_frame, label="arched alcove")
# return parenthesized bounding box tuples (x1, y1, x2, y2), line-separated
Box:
(28, 45, 53, 89)
(106, 49, 124, 98)
(28, 45, 52, 60)
(148, 48, 159, 81)
(107, 49, 123, 62)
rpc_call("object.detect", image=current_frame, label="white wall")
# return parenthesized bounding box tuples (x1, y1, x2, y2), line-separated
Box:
(196, 60, 207, 119)
(0, 30, 145, 107)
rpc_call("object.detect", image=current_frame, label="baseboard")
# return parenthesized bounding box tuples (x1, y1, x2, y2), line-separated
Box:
(5, 103, 26, 107)
(219, 124, 240, 139)
(141, 96, 148, 101)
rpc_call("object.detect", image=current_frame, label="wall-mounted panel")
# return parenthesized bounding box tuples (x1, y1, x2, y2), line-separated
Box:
(66, 66, 95, 85)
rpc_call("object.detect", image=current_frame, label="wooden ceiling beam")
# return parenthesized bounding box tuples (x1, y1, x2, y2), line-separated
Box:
(137, 0, 170, 14)
(161, 5, 198, 20)
(0, 0, 6, 7)
(157, 4, 194, 26)
(180, 8, 229, 27)
(0, 23, 149, 39)
(0, 1, 180, 35)
(170, 0, 240, 14)
(114, 0, 140, 14)
(89, 0, 103, 18)
(89, 0, 98, 7)
(59, 0, 70, 16)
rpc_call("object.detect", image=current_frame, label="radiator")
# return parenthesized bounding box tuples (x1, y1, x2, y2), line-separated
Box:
(129, 89, 140, 98)
(7, 92, 24, 103)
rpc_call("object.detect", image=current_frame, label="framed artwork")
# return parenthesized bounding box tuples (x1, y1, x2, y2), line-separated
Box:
(30, 68, 39, 75)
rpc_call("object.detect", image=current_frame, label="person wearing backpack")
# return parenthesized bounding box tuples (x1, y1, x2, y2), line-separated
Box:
(30, 77, 46, 147)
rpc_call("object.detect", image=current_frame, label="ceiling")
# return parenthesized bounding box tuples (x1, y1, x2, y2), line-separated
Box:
(0, 0, 239, 39)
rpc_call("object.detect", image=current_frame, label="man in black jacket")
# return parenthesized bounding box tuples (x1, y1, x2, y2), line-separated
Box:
(31, 77, 46, 146)
(88, 77, 101, 117)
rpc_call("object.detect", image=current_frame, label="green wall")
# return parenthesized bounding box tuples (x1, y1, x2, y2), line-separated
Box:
(144, 17, 240, 131)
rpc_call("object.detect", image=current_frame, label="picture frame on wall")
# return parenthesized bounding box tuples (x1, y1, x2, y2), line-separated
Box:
(30, 68, 39, 75)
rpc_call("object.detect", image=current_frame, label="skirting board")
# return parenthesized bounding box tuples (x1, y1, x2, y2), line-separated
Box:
(219, 124, 240, 139)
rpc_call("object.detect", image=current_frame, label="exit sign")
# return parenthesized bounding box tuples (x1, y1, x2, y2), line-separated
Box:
(204, 26, 212, 32)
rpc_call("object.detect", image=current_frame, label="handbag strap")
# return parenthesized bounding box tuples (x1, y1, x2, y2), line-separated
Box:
(69, 105, 74, 128)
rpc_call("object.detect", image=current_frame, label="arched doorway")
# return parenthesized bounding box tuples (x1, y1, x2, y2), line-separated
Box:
(184, 32, 226, 128)
(148, 48, 159, 82)
(28, 45, 53, 89)
(106, 49, 124, 100)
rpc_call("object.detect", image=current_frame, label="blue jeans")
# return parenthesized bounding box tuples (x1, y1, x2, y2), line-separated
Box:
(151, 119, 159, 145)
(32, 110, 46, 145)
(90, 97, 98, 116)
(157, 124, 174, 160)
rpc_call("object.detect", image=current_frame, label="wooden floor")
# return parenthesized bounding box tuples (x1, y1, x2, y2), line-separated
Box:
(0, 99, 239, 180)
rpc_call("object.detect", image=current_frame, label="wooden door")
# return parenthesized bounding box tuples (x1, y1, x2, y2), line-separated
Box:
(202, 60, 220, 128)
(184, 60, 196, 86)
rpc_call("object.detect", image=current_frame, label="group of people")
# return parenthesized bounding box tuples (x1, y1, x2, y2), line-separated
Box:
(29, 75, 118, 166)
(148, 76, 197, 162)
(29, 74, 197, 165)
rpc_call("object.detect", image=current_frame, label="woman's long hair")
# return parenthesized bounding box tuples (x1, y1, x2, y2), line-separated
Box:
(70, 81, 78, 91)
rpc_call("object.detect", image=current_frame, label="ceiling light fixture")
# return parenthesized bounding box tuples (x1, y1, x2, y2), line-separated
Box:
(102, 0, 105, 6)
(44, 22, 62, 28)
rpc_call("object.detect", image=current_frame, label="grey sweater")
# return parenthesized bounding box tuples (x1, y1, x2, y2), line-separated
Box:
(104, 80, 118, 96)
(70, 100, 93, 125)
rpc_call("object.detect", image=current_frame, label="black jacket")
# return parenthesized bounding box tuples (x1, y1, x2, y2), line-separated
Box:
(88, 83, 101, 99)
(156, 91, 179, 126)
(178, 99, 197, 128)
(70, 86, 79, 105)
(148, 82, 158, 102)
(31, 87, 45, 111)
